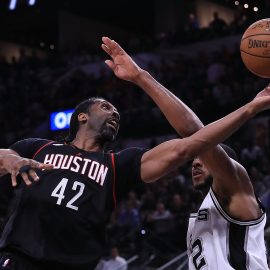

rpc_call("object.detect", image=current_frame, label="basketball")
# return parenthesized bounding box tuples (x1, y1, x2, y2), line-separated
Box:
(240, 18, 270, 78)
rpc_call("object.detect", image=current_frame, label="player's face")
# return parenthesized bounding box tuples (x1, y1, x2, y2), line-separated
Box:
(87, 99, 120, 142)
(192, 157, 212, 190)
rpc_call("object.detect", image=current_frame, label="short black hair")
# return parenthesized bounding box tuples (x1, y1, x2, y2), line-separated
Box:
(219, 143, 238, 161)
(65, 97, 102, 143)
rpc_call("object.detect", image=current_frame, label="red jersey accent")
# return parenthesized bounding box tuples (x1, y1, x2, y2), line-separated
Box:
(111, 153, 116, 209)
(32, 141, 54, 159)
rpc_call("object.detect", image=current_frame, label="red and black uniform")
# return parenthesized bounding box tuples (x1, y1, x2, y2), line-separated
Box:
(0, 138, 146, 270)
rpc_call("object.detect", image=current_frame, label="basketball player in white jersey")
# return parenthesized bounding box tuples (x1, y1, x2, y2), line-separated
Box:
(101, 37, 269, 270)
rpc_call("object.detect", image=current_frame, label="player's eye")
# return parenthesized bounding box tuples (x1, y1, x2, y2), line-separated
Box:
(101, 104, 110, 110)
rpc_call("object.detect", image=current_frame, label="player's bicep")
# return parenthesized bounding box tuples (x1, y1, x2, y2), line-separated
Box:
(141, 139, 187, 182)
(200, 146, 252, 195)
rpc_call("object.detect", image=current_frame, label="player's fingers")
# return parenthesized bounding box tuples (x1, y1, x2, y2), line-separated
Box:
(20, 172, 32, 186)
(110, 40, 125, 56)
(28, 169, 39, 182)
(103, 37, 125, 56)
(28, 160, 53, 170)
(102, 36, 113, 47)
(11, 172, 17, 187)
(105, 60, 116, 71)
(38, 163, 54, 170)
(101, 44, 112, 56)
(28, 160, 43, 169)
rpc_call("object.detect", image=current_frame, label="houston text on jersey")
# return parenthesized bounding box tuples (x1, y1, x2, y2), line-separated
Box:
(43, 154, 108, 186)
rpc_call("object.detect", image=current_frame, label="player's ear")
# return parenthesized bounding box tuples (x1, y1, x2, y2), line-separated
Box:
(78, 112, 87, 124)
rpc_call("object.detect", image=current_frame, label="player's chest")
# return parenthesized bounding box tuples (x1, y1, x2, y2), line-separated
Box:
(19, 172, 112, 214)
(35, 145, 113, 187)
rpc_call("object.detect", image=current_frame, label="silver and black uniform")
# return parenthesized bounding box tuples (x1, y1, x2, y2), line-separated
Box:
(187, 187, 268, 270)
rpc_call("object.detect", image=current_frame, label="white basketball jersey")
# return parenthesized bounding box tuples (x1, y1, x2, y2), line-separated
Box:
(187, 188, 268, 270)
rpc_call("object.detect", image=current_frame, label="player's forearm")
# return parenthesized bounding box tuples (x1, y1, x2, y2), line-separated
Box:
(183, 100, 261, 158)
(133, 70, 204, 137)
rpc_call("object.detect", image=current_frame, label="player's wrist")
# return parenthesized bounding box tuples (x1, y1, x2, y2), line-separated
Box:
(248, 99, 265, 116)
(132, 69, 150, 85)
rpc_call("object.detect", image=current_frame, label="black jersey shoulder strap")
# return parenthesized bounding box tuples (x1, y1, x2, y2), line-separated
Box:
(110, 153, 117, 209)
(32, 141, 55, 159)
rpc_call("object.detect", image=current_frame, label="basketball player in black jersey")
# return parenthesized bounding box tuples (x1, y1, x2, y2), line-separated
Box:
(100, 37, 269, 269)
(0, 37, 270, 270)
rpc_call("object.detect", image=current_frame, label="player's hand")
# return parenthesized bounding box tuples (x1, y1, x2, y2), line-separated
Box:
(101, 36, 143, 83)
(251, 84, 270, 113)
(3, 154, 53, 187)
(255, 84, 270, 98)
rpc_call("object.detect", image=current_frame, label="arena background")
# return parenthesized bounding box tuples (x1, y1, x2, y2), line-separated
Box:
(0, 0, 270, 269)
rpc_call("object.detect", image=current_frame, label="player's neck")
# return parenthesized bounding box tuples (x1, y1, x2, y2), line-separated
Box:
(71, 128, 106, 152)
(71, 137, 103, 152)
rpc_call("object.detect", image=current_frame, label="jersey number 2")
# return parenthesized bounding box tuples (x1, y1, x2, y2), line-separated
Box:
(192, 238, 207, 270)
(51, 178, 85, 211)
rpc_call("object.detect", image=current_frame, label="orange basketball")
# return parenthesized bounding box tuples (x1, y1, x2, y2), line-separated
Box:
(240, 18, 270, 78)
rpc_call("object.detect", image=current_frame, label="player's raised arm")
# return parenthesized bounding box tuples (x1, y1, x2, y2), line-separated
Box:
(101, 36, 203, 137)
(101, 36, 269, 220)
(140, 92, 270, 182)
(0, 149, 53, 187)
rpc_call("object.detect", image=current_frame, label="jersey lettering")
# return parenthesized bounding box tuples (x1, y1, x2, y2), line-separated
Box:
(197, 209, 208, 221)
(51, 178, 85, 211)
(192, 238, 207, 270)
(44, 154, 108, 186)
(66, 181, 85, 211)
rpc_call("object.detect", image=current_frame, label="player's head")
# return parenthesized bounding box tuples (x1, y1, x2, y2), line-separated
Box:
(192, 144, 238, 191)
(66, 97, 120, 144)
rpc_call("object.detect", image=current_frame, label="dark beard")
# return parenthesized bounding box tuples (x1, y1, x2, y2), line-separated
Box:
(98, 122, 117, 144)
(194, 175, 213, 194)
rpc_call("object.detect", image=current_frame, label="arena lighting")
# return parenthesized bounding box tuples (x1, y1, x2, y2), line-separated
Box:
(253, 6, 258, 12)
(9, 0, 17, 10)
(234, 1, 239, 5)
(244, 3, 249, 8)
(28, 0, 36, 6)
(50, 110, 74, 131)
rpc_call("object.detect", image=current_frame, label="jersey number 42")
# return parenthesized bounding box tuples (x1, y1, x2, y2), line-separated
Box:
(51, 178, 85, 211)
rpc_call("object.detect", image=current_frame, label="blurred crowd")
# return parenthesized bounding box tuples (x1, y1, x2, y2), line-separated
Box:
(1, 12, 270, 268)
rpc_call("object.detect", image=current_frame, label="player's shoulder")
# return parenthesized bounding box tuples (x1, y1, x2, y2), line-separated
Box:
(9, 137, 53, 149)
(13, 137, 53, 145)
(113, 147, 147, 157)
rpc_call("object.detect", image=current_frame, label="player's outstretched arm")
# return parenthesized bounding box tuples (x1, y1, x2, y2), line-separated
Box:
(102, 36, 269, 219)
(101, 36, 203, 137)
(0, 149, 53, 187)
(140, 93, 270, 182)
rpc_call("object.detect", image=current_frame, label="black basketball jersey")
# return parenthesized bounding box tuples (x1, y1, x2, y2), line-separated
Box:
(0, 138, 146, 269)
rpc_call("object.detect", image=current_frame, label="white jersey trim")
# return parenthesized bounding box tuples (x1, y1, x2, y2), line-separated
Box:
(209, 188, 265, 226)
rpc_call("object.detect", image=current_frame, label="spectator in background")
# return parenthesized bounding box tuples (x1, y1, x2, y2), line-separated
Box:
(118, 199, 140, 229)
(151, 202, 172, 221)
(185, 13, 200, 32)
(207, 53, 225, 84)
(209, 11, 227, 34)
(241, 140, 264, 167)
(95, 247, 127, 270)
